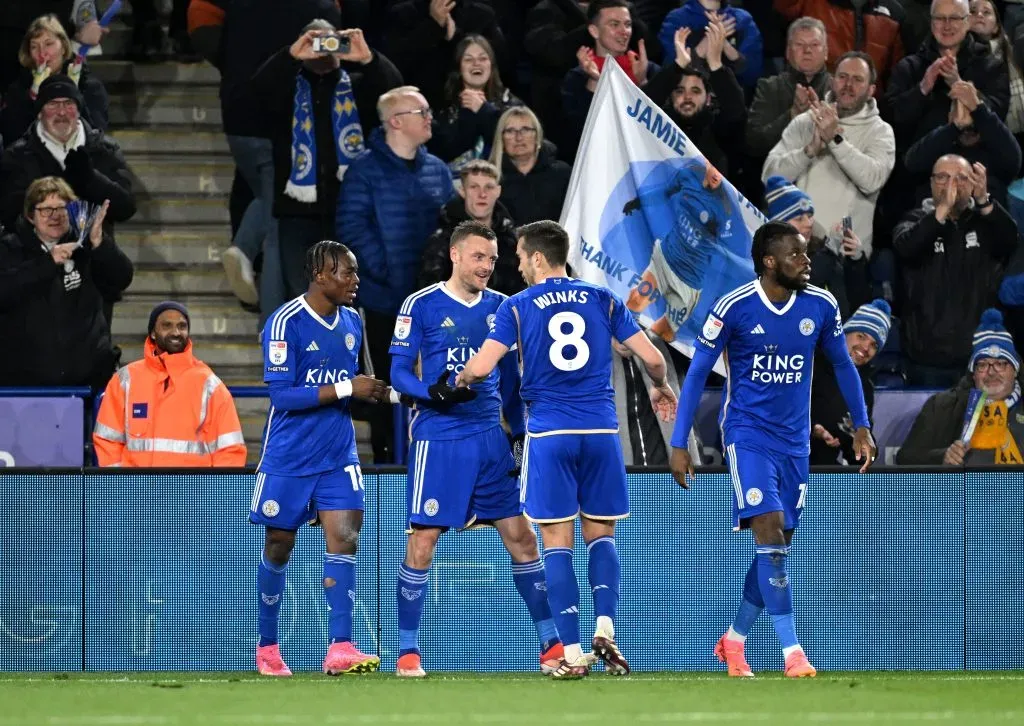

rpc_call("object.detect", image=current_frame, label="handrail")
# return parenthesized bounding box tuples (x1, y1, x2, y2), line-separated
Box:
(0, 387, 92, 397)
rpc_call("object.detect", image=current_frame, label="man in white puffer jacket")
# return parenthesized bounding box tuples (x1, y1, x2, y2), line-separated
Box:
(762, 50, 895, 261)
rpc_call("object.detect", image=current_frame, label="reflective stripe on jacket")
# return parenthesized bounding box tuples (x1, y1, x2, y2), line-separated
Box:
(93, 337, 247, 467)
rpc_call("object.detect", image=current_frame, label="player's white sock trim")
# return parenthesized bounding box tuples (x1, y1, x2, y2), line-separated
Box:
(564, 643, 584, 663)
(595, 616, 615, 639)
(726, 626, 746, 643)
(782, 645, 804, 659)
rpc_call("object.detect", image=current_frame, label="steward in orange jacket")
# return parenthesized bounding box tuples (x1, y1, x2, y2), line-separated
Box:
(93, 301, 247, 467)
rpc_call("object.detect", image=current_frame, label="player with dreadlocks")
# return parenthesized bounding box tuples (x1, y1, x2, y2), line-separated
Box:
(250, 239, 396, 677)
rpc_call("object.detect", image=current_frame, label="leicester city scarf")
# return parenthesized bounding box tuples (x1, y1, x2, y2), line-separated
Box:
(285, 69, 365, 203)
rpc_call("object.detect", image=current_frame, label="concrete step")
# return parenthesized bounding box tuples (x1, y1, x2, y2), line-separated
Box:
(135, 196, 230, 224)
(116, 225, 231, 266)
(113, 129, 229, 155)
(90, 59, 220, 87)
(115, 337, 262, 369)
(112, 297, 260, 339)
(127, 157, 234, 195)
(128, 265, 233, 296)
(107, 87, 221, 127)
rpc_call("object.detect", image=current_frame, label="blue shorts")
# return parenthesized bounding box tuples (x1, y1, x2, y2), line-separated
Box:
(724, 442, 808, 531)
(521, 432, 628, 523)
(408, 426, 521, 529)
(249, 465, 364, 531)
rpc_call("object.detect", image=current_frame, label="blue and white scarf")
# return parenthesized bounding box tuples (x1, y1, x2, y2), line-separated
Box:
(285, 69, 365, 203)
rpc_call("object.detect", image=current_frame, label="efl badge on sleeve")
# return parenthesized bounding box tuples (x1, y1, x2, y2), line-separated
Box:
(702, 314, 723, 341)
(269, 341, 288, 365)
(394, 315, 412, 340)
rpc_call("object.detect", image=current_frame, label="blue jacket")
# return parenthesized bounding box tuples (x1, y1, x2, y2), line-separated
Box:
(658, 0, 762, 90)
(336, 127, 455, 314)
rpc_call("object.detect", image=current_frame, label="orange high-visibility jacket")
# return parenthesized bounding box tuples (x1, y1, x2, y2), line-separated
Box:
(93, 338, 247, 467)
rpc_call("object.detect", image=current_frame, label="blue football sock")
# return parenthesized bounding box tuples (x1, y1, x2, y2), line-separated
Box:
(586, 536, 620, 623)
(542, 547, 581, 648)
(257, 553, 287, 648)
(732, 557, 764, 637)
(756, 545, 799, 650)
(396, 563, 429, 657)
(323, 553, 355, 644)
(511, 558, 559, 651)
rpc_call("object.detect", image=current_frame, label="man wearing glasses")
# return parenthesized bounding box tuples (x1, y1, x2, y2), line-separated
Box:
(0, 175, 131, 391)
(337, 84, 455, 463)
(893, 153, 1017, 387)
(884, 0, 1008, 149)
(898, 308, 1024, 466)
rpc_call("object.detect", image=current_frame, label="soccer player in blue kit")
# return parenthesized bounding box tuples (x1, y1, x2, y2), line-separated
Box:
(388, 221, 564, 678)
(669, 221, 877, 678)
(622, 156, 743, 341)
(250, 240, 392, 677)
(457, 221, 679, 678)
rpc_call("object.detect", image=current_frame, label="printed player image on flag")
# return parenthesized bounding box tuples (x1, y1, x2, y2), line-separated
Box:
(562, 61, 764, 365)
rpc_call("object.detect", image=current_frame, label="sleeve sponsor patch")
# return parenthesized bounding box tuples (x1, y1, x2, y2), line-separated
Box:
(268, 340, 287, 365)
(394, 315, 412, 340)
(702, 314, 723, 341)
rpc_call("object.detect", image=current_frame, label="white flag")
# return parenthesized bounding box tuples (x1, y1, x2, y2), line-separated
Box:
(561, 61, 763, 369)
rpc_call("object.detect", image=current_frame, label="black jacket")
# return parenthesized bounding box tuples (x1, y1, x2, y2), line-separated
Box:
(217, 0, 340, 137)
(882, 35, 1009, 149)
(0, 120, 135, 231)
(385, 0, 508, 109)
(895, 374, 1024, 465)
(0, 217, 132, 389)
(417, 197, 523, 296)
(808, 239, 871, 319)
(893, 199, 1019, 367)
(0, 62, 109, 144)
(746, 66, 832, 157)
(498, 140, 572, 225)
(644, 61, 747, 176)
(428, 88, 522, 170)
(810, 354, 875, 465)
(903, 103, 1022, 207)
(249, 47, 403, 223)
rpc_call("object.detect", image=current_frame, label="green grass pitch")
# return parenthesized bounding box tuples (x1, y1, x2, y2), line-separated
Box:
(1, 671, 1023, 725)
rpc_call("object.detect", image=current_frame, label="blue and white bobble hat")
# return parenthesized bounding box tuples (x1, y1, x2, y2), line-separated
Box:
(970, 308, 1021, 372)
(843, 298, 892, 349)
(763, 175, 814, 223)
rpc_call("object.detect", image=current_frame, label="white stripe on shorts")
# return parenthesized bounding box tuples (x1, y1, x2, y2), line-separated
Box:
(251, 471, 265, 513)
(727, 444, 743, 509)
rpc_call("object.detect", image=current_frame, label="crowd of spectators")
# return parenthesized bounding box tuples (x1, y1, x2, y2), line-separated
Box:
(3, 0, 1024, 468)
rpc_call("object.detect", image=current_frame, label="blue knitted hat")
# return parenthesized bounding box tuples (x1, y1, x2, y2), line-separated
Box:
(843, 298, 892, 348)
(764, 175, 813, 223)
(970, 308, 1020, 372)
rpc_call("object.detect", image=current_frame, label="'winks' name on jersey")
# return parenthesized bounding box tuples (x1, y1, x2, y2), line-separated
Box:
(696, 280, 849, 456)
(488, 277, 641, 433)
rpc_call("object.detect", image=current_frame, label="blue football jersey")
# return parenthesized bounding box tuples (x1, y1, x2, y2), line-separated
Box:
(390, 283, 506, 440)
(693, 280, 850, 456)
(257, 296, 362, 475)
(488, 277, 641, 433)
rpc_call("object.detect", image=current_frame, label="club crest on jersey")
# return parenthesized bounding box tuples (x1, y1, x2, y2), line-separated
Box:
(345, 333, 356, 350)
(394, 315, 412, 340)
(745, 488, 763, 506)
(486, 313, 496, 331)
(262, 500, 280, 517)
(269, 341, 287, 365)
(799, 318, 815, 336)
(424, 498, 439, 517)
(703, 314, 723, 340)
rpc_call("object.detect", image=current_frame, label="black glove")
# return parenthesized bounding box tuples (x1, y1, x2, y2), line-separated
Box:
(63, 147, 95, 186)
(622, 197, 641, 216)
(508, 433, 525, 476)
(427, 370, 477, 404)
